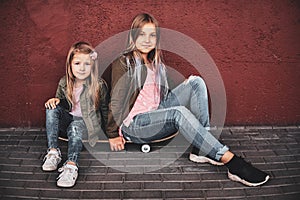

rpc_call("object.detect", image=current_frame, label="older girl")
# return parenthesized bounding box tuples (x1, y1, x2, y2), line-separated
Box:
(106, 13, 269, 187)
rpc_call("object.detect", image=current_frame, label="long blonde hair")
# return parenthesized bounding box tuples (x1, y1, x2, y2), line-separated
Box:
(124, 13, 169, 98)
(65, 41, 100, 108)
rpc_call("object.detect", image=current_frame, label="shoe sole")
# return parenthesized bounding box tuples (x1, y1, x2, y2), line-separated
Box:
(42, 166, 57, 171)
(189, 153, 224, 166)
(57, 182, 76, 188)
(228, 171, 270, 187)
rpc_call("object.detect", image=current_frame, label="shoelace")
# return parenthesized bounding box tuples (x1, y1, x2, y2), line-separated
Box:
(43, 153, 61, 165)
(57, 165, 77, 181)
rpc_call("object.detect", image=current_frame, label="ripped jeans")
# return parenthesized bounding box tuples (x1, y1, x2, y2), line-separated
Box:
(46, 105, 87, 164)
(121, 76, 229, 161)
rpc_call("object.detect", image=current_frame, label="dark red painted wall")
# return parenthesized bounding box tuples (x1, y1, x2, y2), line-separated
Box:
(0, 0, 299, 127)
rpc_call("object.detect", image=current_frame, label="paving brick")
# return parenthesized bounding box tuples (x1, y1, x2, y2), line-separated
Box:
(253, 193, 300, 200)
(80, 166, 107, 175)
(85, 174, 125, 182)
(0, 179, 26, 188)
(182, 165, 220, 173)
(161, 173, 201, 182)
(244, 186, 284, 196)
(144, 182, 182, 190)
(0, 141, 19, 146)
(206, 188, 246, 198)
(280, 183, 300, 194)
(0, 158, 22, 166)
(103, 182, 142, 191)
(73, 182, 102, 190)
(1, 188, 40, 198)
(271, 169, 300, 178)
(147, 166, 182, 174)
(264, 155, 297, 163)
(10, 172, 49, 181)
(201, 173, 228, 181)
(81, 191, 122, 199)
(0, 171, 11, 180)
(256, 144, 287, 150)
(123, 191, 163, 199)
(285, 161, 300, 170)
(182, 181, 221, 190)
(0, 165, 39, 173)
(125, 173, 162, 182)
(244, 151, 277, 159)
(24, 180, 57, 189)
(164, 190, 205, 199)
(40, 189, 81, 199)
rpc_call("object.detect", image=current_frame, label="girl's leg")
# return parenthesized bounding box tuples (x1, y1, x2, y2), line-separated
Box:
(65, 117, 87, 165)
(161, 76, 212, 159)
(122, 106, 228, 161)
(56, 117, 86, 188)
(121, 106, 270, 186)
(46, 105, 73, 149)
(43, 105, 73, 171)
(161, 76, 210, 128)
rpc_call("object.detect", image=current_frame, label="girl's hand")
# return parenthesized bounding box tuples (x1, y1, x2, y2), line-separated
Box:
(45, 98, 60, 109)
(109, 136, 125, 151)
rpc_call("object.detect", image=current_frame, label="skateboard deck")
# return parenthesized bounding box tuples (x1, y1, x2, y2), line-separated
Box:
(58, 132, 178, 153)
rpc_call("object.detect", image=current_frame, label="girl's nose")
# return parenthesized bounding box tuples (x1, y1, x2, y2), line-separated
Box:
(145, 35, 150, 43)
(79, 64, 85, 71)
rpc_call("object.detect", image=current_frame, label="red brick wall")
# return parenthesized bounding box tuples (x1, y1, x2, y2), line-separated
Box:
(0, 0, 299, 127)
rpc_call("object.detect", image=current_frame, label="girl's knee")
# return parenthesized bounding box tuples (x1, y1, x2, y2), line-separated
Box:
(188, 75, 205, 85)
(46, 105, 62, 116)
(67, 124, 83, 139)
(187, 75, 207, 91)
(172, 106, 191, 118)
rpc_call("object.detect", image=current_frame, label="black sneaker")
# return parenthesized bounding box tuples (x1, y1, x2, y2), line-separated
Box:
(225, 155, 270, 186)
(189, 146, 224, 166)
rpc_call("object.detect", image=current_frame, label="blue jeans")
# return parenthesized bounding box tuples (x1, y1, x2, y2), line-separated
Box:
(121, 76, 229, 161)
(46, 105, 87, 164)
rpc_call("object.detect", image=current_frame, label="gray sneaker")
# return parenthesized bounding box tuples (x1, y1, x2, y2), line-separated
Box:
(57, 164, 78, 188)
(42, 149, 62, 171)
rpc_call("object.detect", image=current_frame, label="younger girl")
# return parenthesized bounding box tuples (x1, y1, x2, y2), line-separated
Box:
(43, 42, 109, 188)
(106, 13, 270, 187)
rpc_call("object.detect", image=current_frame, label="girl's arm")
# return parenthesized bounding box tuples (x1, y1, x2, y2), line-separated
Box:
(106, 58, 130, 139)
(99, 79, 109, 127)
(54, 76, 70, 110)
(45, 77, 66, 109)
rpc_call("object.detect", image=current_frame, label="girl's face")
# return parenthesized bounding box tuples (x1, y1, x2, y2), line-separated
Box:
(71, 53, 92, 82)
(135, 23, 157, 56)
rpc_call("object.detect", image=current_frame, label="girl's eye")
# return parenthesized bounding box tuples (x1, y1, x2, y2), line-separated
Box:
(85, 62, 91, 65)
(151, 34, 156, 38)
(74, 62, 80, 65)
(139, 32, 145, 36)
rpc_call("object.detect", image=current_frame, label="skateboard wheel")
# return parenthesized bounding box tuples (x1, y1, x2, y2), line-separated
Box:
(141, 144, 151, 153)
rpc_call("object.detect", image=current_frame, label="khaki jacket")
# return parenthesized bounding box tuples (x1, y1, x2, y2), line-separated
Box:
(55, 76, 109, 146)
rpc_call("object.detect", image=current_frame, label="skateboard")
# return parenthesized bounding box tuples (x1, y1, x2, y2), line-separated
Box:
(58, 132, 178, 153)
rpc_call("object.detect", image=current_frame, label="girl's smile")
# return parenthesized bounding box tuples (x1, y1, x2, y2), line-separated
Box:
(71, 53, 92, 84)
(135, 23, 157, 56)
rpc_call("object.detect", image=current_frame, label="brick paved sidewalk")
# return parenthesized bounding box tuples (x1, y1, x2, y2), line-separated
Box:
(0, 126, 299, 199)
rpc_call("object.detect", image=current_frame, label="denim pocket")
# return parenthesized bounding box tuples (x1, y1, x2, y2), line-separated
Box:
(134, 113, 151, 127)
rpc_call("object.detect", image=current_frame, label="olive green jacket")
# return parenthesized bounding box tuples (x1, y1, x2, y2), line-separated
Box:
(106, 56, 172, 138)
(55, 76, 109, 146)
